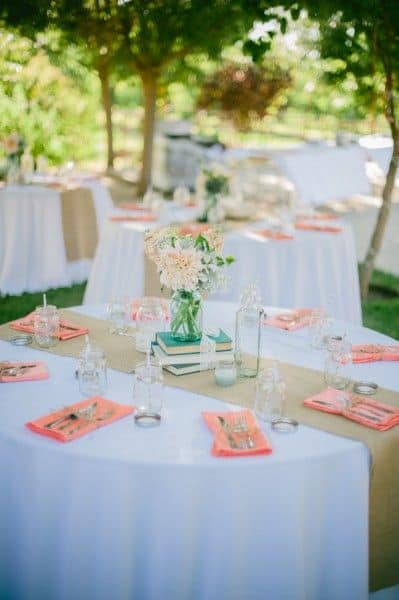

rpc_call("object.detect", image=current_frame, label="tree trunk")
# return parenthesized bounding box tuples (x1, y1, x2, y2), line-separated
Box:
(360, 135, 398, 298)
(98, 62, 114, 170)
(139, 71, 158, 196)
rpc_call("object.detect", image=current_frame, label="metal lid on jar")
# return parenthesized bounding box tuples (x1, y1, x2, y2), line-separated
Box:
(9, 334, 33, 346)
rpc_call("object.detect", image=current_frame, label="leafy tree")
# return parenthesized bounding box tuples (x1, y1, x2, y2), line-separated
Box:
(197, 60, 292, 130)
(283, 0, 399, 299)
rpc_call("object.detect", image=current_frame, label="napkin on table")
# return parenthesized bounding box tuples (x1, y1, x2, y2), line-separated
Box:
(108, 214, 156, 222)
(117, 202, 151, 212)
(0, 361, 49, 383)
(10, 313, 88, 340)
(264, 308, 313, 331)
(295, 223, 342, 233)
(297, 212, 338, 221)
(351, 344, 399, 363)
(26, 396, 134, 442)
(304, 388, 399, 431)
(249, 229, 294, 241)
(202, 409, 272, 457)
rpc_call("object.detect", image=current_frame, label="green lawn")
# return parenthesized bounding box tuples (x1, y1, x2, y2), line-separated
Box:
(0, 269, 398, 340)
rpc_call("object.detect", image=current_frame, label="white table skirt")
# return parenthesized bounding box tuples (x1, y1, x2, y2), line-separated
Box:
(0, 180, 113, 295)
(84, 219, 362, 324)
(1, 301, 399, 599)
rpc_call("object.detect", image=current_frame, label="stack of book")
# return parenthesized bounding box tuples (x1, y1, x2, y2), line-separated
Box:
(152, 330, 233, 375)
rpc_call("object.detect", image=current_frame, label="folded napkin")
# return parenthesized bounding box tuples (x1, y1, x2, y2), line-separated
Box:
(131, 297, 170, 321)
(26, 396, 134, 442)
(297, 212, 338, 221)
(10, 313, 88, 341)
(304, 388, 399, 431)
(295, 222, 342, 233)
(118, 202, 151, 212)
(178, 223, 213, 236)
(202, 409, 272, 457)
(250, 229, 294, 241)
(0, 361, 49, 383)
(108, 214, 156, 222)
(352, 344, 399, 363)
(264, 308, 313, 331)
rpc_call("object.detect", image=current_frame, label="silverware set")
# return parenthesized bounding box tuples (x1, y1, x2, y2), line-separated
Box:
(0, 363, 36, 377)
(218, 415, 255, 450)
(43, 401, 115, 436)
(311, 397, 396, 423)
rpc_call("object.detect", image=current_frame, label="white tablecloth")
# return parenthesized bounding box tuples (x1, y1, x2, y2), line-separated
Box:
(1, 302, 399, 599)
(0, 181, 113, 295)
(270, 145, 371, 206)
(84, 219, 362, 324)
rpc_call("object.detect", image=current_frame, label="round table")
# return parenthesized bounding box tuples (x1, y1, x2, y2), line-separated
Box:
(0, 178, 113, 295)
(84, 216, 362, 324)
(1, 301, 398, 600)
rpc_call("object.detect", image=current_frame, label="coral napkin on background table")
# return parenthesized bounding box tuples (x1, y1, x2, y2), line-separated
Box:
(295, 223, 342, 233)
(131, 298, 170, 321)
(264, 308, 313, 331)
(297, 212, 338, 221)
(0, 361, 49, 383)
(304, 388, 399, 431)
(118, 202, 151, 212)
(202, 409, 272, 457)
(352, 344, 399, 363)
(10, 313, 88, 340)
(26, 396, 134, 442)
(249, 229, 294, 241)
(108, 214, 156, 222)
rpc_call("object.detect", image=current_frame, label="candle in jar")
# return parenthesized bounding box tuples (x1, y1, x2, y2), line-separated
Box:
(214, 361, 237, 387)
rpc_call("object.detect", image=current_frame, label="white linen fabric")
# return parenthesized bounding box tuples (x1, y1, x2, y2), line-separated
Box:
(1, 301, 398, 599)
(84, 219, 362, 324)
(0, 180, 113, 295)
(270, 145, 371, 206)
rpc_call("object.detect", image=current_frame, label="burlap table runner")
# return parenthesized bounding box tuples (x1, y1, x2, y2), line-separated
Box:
(1, 309, 398, 592)
(60, 187, 98, 261)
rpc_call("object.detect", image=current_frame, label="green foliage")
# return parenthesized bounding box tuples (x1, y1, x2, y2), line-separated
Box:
(0, 31, 100, 165)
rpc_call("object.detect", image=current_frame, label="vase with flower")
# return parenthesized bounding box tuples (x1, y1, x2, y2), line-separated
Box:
(144, 227, 234, 342)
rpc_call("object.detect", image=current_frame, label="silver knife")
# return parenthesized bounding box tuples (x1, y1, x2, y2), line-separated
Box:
(44, 401, 98, 429)
(218, 416, 238, 449)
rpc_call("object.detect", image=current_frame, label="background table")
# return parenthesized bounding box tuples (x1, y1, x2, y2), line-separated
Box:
(84, 217, 362, 324)
(0, 179, 113, 295)
(1, 301, 399, 599)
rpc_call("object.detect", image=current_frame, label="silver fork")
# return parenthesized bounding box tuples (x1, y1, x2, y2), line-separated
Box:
(232, 416, 255, 449)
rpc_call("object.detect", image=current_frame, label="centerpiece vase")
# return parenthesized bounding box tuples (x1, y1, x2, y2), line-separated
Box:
(170, 289, 203, 342)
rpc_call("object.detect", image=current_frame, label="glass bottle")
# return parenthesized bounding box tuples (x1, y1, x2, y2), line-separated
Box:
(234, 284, 263, 378)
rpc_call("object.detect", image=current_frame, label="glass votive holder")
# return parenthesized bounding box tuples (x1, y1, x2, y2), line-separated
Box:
(77, 347, 107, 397)
(133, 359, 163, 426)
(135, 297, 166, 353)
(214, 360, 237, 387)
(106, 298, 130, 335)
(33, 305, 60, 348)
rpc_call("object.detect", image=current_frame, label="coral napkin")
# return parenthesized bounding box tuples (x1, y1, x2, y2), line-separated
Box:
(202, 409, 272, 457)
(250, 229, 294, 241)
(264, 308, 313, 331)
(178, 223, 213, 236)
(295, 223, 342, 233)
(117, 202, 151, 212)
(304, 388, 399, 431)
(297, 212, 338, 221)
(0, 361, 49, 383)
(10, 313, 88, 340)
(352, 344, 399, 363)
(108, 214, 156, 222)
(26, 396, 134, 442)
(131, 297, 170, 321)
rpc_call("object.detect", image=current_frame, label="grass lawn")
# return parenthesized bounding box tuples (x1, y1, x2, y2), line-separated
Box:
(0, 270, 398, 340)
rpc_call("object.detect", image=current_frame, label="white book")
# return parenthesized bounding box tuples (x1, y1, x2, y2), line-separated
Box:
(151, 343, 234, 366)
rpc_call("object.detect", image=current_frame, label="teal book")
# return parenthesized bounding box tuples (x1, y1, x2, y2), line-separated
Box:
(156, 330, 232, 355)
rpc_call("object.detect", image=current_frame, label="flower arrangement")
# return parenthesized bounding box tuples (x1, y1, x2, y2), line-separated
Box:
(1, 133, 25, 165)
(145, 226, 234, 341)
(197, 163, 230, 223)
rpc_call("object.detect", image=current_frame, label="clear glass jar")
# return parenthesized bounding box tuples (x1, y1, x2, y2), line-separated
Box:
(133, 358, 163, 426)
(234, 285, 263, 378)
(77, 346, 107, 397)
(136, 297, 166, 353)
(33, 305, 60, 348)
(170, 289, 203, 342)
(255, 364, 285, 422)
